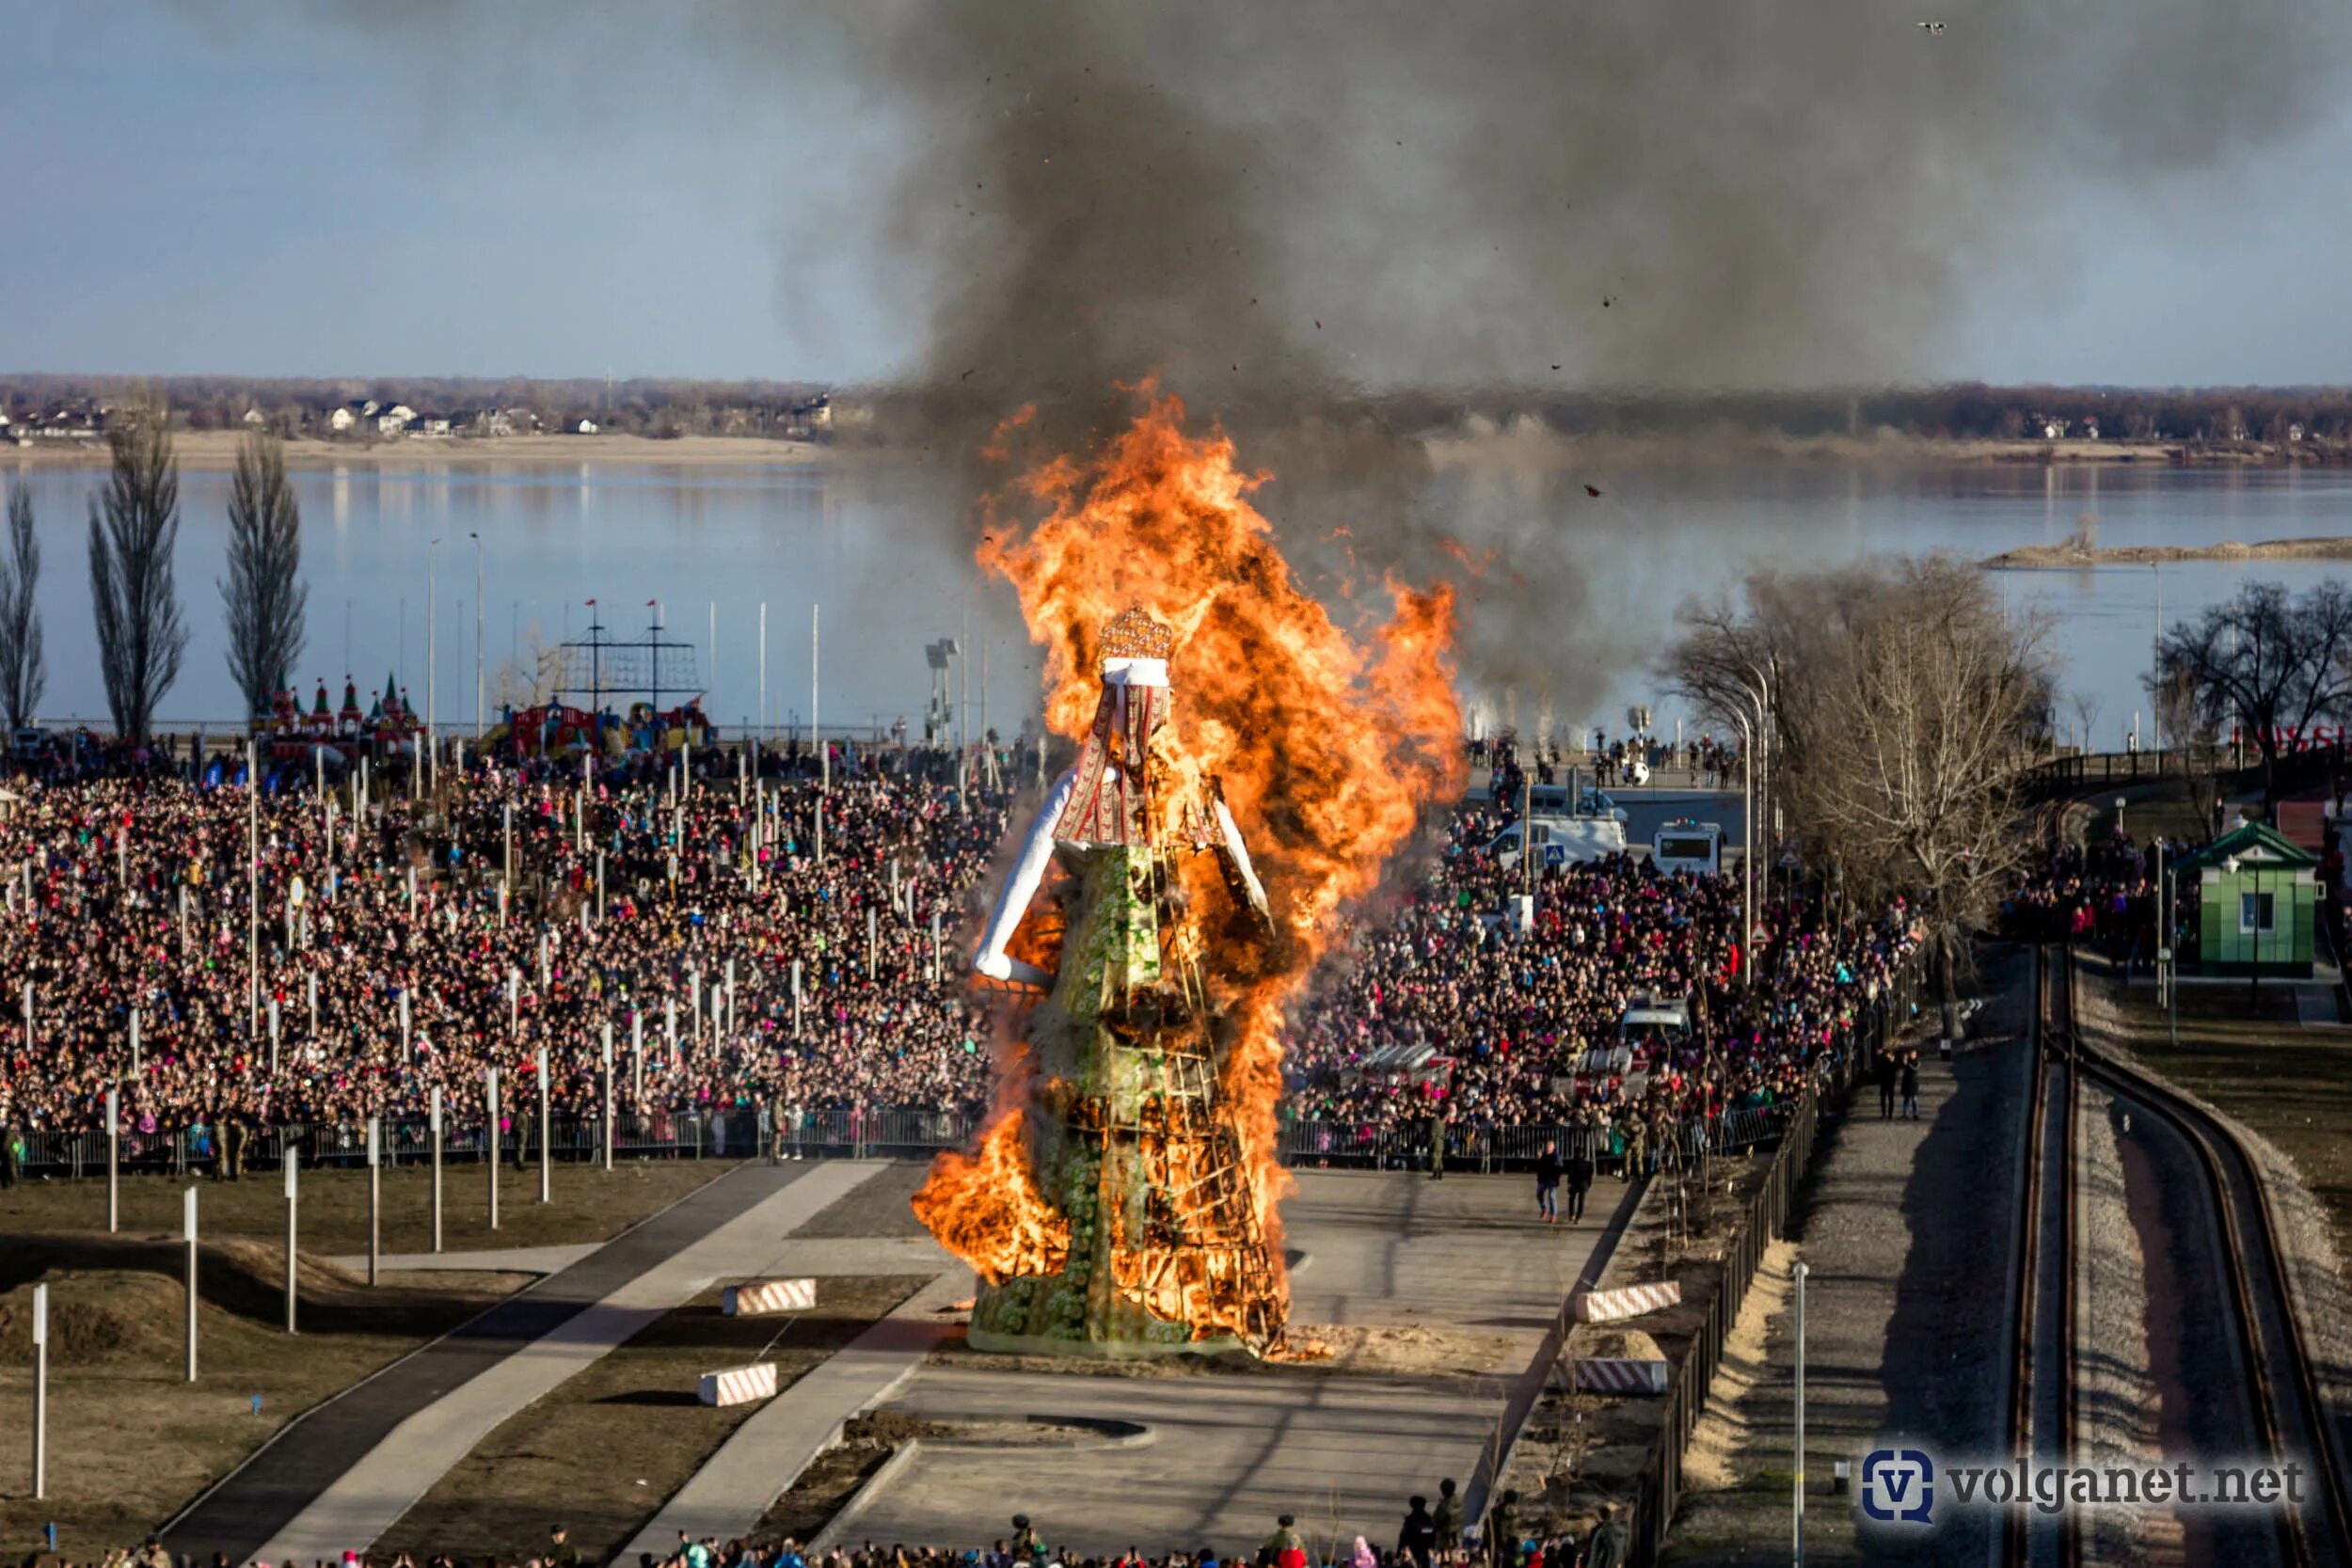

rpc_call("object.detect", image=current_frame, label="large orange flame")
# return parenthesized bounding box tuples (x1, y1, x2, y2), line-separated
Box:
(914, 386, 1466, 1340)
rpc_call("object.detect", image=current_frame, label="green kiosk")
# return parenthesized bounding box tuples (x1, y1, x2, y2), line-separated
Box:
(2171, 821, 2319, 979)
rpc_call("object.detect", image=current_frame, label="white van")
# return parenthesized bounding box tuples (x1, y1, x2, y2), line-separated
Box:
(1650, 819, 1725, 877)
(1490, 814, 1629, 867)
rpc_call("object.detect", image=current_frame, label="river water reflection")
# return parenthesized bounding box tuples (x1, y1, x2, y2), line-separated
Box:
(5, 455, 2348, 748)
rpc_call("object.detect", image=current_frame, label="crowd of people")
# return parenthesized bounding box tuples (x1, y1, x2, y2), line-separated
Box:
(82, 1487, 1632, 1568)
(0, 721, 1916, 1172)
(1282, 742, 1920, 1166)
(0, 735, 1013, 1154)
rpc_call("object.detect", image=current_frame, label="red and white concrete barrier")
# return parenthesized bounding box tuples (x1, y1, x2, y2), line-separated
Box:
(1573, 1357, 1670, 1395)
(697, 1362, 780, 1407)
(1572, 1279, 1681, 1324)
(723, 1277, 817, 1316)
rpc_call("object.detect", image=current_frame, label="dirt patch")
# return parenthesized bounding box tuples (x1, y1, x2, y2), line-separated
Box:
(376, 1275, 930, 1563)
(1294, 1322, 1520, 1378)
(759, 1414, 1122, 1547)
(1679, 1238, 1796, 1491)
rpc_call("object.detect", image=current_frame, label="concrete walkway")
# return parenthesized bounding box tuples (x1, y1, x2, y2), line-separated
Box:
(328, 1243, 602, 1275)
(333, 1237, 948, 1279)
(615, 1267, 971, 1560)
(164, 1160, 886, 1565)
(837, 1171, 1632, 1555)
(1662, 958, 2028, 1566)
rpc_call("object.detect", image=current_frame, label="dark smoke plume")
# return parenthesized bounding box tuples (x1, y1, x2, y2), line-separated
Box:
(283, 0, 2352, 699)
(772, 0, 2350, 700)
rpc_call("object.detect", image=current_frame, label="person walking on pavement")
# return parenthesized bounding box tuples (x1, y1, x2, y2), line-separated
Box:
(1877, 1048, 1898, 1119)
(0, 1120, 21, 1189)
(1565, 1138, 1594, 1223)
(222, 1113, 246, 1181)
(1900, 1052, 1921, 1120)
(1535, 1139, 1562, 1224)
(1584, 1501, 1629, 1568)
(1426, 1106, 1447, 1181)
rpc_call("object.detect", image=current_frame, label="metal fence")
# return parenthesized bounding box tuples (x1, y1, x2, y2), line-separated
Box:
(13, 1098, 1803, 1180)
(1620, 964, 1921, 1566)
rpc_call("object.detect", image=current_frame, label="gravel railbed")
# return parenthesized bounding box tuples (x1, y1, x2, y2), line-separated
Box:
(2074, 957, 2352, 1554)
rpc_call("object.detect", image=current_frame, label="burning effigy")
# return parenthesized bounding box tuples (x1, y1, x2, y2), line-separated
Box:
(912, 388, 1466, 1357)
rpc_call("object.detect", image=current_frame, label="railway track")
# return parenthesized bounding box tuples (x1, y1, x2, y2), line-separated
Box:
(2007, 945, 2352, 1567)
(2008, 944, 2081, 1567)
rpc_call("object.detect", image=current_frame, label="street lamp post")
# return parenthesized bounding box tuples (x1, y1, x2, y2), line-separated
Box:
(1733, 711, 1755, 989)
(426, 536, 440, 790)
(1794, 1258, 1809, 1566)
(472, 532, 485, 739)
(2151, 562, 2163, 771)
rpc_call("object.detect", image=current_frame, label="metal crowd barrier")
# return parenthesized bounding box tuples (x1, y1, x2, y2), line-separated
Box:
(10, 1098, 1816, 1179)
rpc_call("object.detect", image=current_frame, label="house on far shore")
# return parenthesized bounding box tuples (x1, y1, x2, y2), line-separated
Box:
(2079, 417, 2099, 440)
(574, 418, 599, 435)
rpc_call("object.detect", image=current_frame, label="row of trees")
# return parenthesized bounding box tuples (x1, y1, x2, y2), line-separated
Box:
(0, 394, 308, 738)
(1661, 557, 2352, 1030)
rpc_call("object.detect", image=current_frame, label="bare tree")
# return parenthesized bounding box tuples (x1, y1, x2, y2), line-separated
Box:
(1670, 556, 2052, 1028)
(1804, 566, 2052, 1011)
(2155, 579, 2352, 817)
(0, 486, 44, 731)
(221, 430, 309, 719)
(488, 620, 567, 711)
(2068, 689, 2103, 754)
(87, 394, 189, 741)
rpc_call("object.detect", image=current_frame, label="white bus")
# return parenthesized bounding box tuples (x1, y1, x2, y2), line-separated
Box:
(1491, 813, 1629, 867)
(1650, 819, 1725, 877)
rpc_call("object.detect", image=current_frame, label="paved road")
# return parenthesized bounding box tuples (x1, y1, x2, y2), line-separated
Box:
(164, 1161, 879, 1564)
(837, 1170, 1636, 1554)
(617, 1268, 970, 1560)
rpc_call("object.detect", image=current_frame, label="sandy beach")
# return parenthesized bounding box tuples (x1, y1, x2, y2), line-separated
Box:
(1983, 535, 2352, 568)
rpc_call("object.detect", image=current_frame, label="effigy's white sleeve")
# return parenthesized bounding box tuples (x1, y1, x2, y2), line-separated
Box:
(1212, 796, 1272, 921)
(973, 768, 1077, 982)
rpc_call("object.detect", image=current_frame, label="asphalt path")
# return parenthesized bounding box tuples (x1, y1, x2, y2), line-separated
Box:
(162, 1163, 824, 1563)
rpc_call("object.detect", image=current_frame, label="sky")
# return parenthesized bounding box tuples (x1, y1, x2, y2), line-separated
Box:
(6, 3, 2352, 389)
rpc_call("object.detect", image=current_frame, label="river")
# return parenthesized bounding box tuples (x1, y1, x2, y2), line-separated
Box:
(4, 455, 2348, 747)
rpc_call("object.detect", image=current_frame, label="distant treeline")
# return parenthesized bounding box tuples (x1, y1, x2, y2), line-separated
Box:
(8, 373, 2352, 449)
(1, 373, 834, 440)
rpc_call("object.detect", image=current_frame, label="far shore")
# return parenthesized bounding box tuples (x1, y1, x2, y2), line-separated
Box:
(9, 422, 2347, 476)
(3, 430, 838, 472)
(1983, 536, 2352, 568)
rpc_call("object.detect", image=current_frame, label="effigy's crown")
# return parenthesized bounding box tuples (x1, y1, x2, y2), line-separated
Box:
(1099, 607, 1176, 664)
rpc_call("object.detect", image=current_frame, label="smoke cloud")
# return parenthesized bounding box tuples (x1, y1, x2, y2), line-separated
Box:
(764, 0, 2351, 702)
(290, 0, 2352, 703)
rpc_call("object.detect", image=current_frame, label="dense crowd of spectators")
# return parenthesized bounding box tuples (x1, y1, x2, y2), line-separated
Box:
(0, 726, 1913, 1164)
(0, 736, 1010, 1149)
(1282, 739, 1920, 1161)
(2001, 828, 2158, 949)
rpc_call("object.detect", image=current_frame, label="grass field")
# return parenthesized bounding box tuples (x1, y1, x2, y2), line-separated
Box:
(2078, 956, 2352, 1260)
(0, 1160, 747, 1554)
(0, 1246, 516, 1556)
(0, 1159, 744, 1257)
(376, 1275, 929, 1561)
